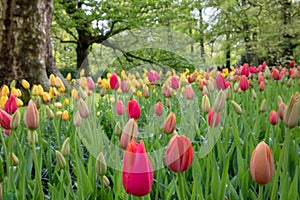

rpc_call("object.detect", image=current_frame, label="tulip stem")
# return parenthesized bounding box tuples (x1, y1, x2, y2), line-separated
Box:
(177, 172, 186, 200)
(258, 185, 263, 200)
(270, 127, 290, 200)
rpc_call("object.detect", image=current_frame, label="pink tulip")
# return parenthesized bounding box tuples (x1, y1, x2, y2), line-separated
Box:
(148, 71, 159, 85)
(121, 80, 130, 93)
(278, 101, 286, 120)
(87, 76, 95, 90)
(127, 99, 140, 119)
(110, 73, 119, 90)
(258, 73, 264, 84)
(116, 100, 125, 115)
(208, 108, 221, 127)
(269, 110, 278, 125)
(0, 109, 12, 130)
(188, 73, 196, 83)
(165, 135, 194, 173)
(122, 140, 154, 197)
(249, 66, 257, 74)
(170, 76, 179, 89)
(24, 100, 39, 130)
(162, 84, 172, 98)
(262, 61, 267, 68)
(4, 95, 18, 114)
(155, 101, 164, 116)
(215, 74, 227, 90)
(163, 112, 176, 134)
(240, 75, 249, 91)
(185, 85, 194, 100)
(259, 81, 264, 92)
(271, 68, 282, 80)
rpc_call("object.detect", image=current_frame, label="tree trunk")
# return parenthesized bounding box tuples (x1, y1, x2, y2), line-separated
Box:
(225, 34, 231, 69)
(199, 8, 205, 63)
(0, 0, 51, 90)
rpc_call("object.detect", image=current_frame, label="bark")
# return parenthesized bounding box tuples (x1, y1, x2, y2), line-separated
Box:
(225, 34, 231, 69)
(0, 0, 51, 90)
(199, 8, 205, 63)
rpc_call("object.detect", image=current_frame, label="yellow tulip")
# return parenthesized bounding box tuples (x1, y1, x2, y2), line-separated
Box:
(16, 98, 24, 107)
(1, 85, 9, 96)
(62, 110, 69, 121)
(66, 73, 71, 81)
(42, 92, 51, 103)
(49, 74, 56, 87)
(0, 96, 8, 109)
(21, 79, 30, 89)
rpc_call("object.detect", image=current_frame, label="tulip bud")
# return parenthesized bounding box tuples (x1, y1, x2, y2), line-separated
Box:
(96, 152, 107, 176)
(116, 100, 125, 115)
(78, 98, 90, 118)
(4, 95, 18, 114)
(269, 110, 278, 125)
(251, 89, 257, 101)
(278, 101, 286, 120)
(250, 141, 274, 184)
(114, 121, 122, 135)
(165, 135, 194, 172)
(121, 80, 130, 93)
(10, 110, 20, 129)
(73, 111, 83, 126)
(10, 153, 19, 166)
(34, 96, 42, 110)
(110, 73, 120, 90)
(201, 95, 210, 113)
(155, 101, 164, 116)
(185, 85, 194, 100)
(62, 110, 69, 121)
(260, 99, 267, 113)
(264, 67, 271, 79)
(87, 76, 95, 90)
(21, 79, 30, 89)
(231, 100, 242, 114)
(27, 130, 38, 144)
(207, 80, 215, 92)
(24, 100, 39, 130)
(170, 76, 179, 89)
(213, 90, 226, 112)
(102, 175, 110, 187)
(78, 87, 87, 100)
(226, 88, 231, 99)
(61, 137, 70, 156)
(55, 150, 66, 169)
(198, 80, 204, 90)
(283, 92, 300, 128)
(202, 85, 208, 95)
(215, 74, 227, 90)
(240, 75, 249, 91)
(46, 106, 54, 120)
(127, 99, 140, 120)
(162, 84, 172, 98)
(143, 85, 149, 98)
(208, 108, 221, 127)
(163, 112, 176, 134)
(120, 119, 138, 149)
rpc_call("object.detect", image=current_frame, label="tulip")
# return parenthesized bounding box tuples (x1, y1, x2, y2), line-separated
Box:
(185, 85, 194, 100)
(155, 101, 164, 116)
(240, 75, 249, 91)
(163, 112, 176, 134)
(208, 108, 221, 127)
(260, 99, 267, 113)
(96, 152, 107, 176)
(241, 63, 249, 76)
(278, 101, 286, 120)
(170, 76, 179, 89)
(201, 95, 210, 113)
(78, 98, 90, 118)
(231, 100, 242, 114)
(215, 74, 227, 90)
(73, 111, 82, 126)
(55, 150, 67, 169)
(62, 110, 69, 121)
(61, 137, 70, 157)
(121, 80, 130, 93)
(143, 85, 149, 98)
(250, 141, 274, 184)
(4, 95, 17, 114)
(259, 81, 264, 92)
(0, 109, 12, 130)
(162, 84, 172, 98)
(289, 60, 295, 68)
(120, 119, 138, 149)
(122, 140, 154, 197)
(127, 99, 141, 120)
(1, 85, 9, 96)
(269, 110, 278, 125)
(87, 76, 95, 90)
(213, 90, 226, 112)
(24, 100, 39, 130)
(187, 73, 196, 83)
(283, 92, 300, 128)
(116, 100, 125, 115)
(148, 70, 157, 85)
(10, 110, 20, 129)
(21, 79, 30, 89)
(165, 135, 194, 173)
(109, 73, 119, 90)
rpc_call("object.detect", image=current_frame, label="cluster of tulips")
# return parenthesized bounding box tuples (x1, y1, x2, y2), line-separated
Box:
(0, 60, 299, 199)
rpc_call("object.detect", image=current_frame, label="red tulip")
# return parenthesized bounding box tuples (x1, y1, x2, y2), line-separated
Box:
(249, 66, 257, 74)
(215, 74, 227, 90)
(155, 101, 164, 116)
(262, 61, 267, 68)
(110, 73, 119, 90)
(24, 100, 39, 130)
(241, 63, 249, 76)
(290, 60, 295, 68)
(271, 68, 282, 80)
(239, 75, 249, 91)
(269, 110, 278, 125)
(0, 109, 12, 130)
(170, 76, 179, 89)
(208, 108, 221, 127)
(250, 141, 274, 184)
(116, 100, 124, 115)
(127, 99, 140, 119)
(122, 140, 154, 197)
(259, 81, 264, 92)
(165, 135, 194, 172)
(4, 95, 18, 114)
(187, 73, 196, 83)
(185, 85, 194, 100)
